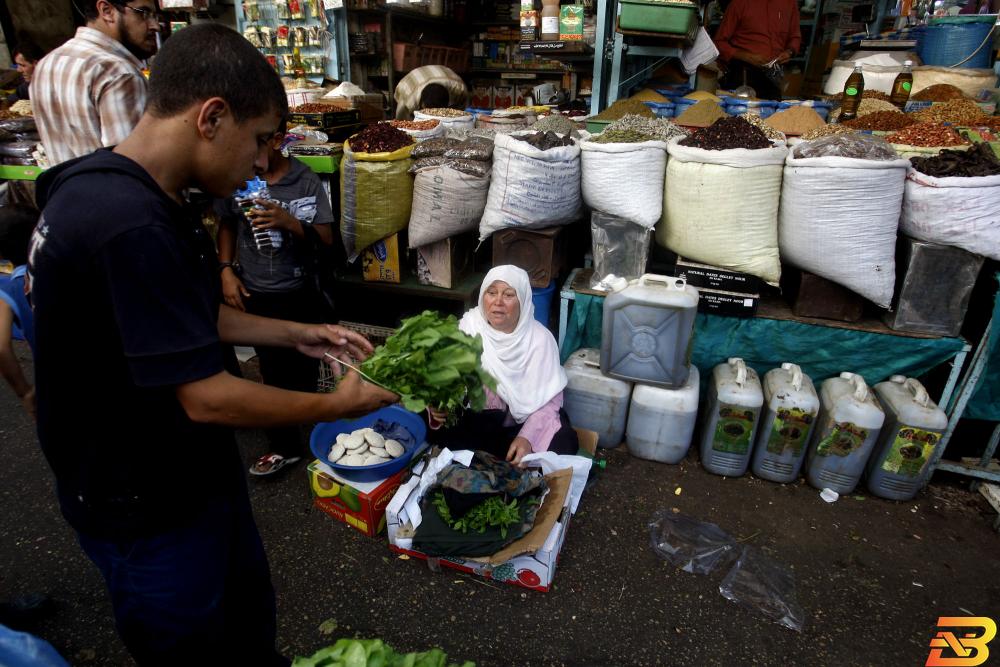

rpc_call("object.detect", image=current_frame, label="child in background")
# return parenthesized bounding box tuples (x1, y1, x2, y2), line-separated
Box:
(0, 204, 37, 420)
(217, 119, 336, 477)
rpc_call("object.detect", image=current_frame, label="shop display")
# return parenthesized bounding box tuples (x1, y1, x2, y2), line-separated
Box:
(511, 131, 575, 150)
(340, 126, 415, 261)
(591, 98, 655, 121)
(663, 126, 786, 284)
(389, 119, 443, 142)
(780, 135, 909, 307)
(581, 133, 667, 226)
(410, 137, 461, 159)
(911, 83, 966, 102)
(799, 124, 857, 141)
(531, 114, 584, 136)
(740, 113, 784, 142)
(910, 98, 988, 125)
(480, 132, 581, 240)
(886, 122, 969, 148)
(831, 98, 901, 122)
(839, 111, 916, 131)
(750, 364, 819, 485)
(901, 146, 1000, 262)
(699, 358, 763, 478)
(601, 115, 688, 143)
(629, 89, 670, 103)
(909, 142, 1000, 177)
(679, 116, 772, 150)
(674, 99, 728, 128)
(764, 106, 826, 136)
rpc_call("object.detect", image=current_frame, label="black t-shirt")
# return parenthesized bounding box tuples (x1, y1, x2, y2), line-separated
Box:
(30, 149, 244, 540)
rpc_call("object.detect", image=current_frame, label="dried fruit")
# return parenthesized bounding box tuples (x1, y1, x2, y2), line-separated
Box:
(887, 122, 970, 147)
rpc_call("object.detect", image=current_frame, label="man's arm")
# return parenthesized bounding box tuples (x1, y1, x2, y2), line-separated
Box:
(786, 0, 802, 55)
(713, 0, 743, 63)
(217, 209, 250, 311)
(176, 369, 394, 427)
(96, 71, 147, 147)
(0, 302, 34, 418)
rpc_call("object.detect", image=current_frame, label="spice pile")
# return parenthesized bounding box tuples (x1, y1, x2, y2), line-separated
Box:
(389, 119, 440, 131)
(886, 122, 970, 147)
(910, 143, 1000, 177)
(912, 84, 966, 102)
(831, 98, 900, 121)
(910, 98, 988, 125)
(684, 91, 723, 102)
(800, 124, 858, 140)
(679, 116, 772, 151)
(675, 99, 728, 127)
(766, 106, 826, 136)
(289, 102, 339, 113)
(592, 98, 655, 121)
(839, 111, 916, 131)
(410, 136, 493, 177)
(597, 114, 688, 143)
(531, 114, 582, 136)
(513, 131, 574, 150)
(740, 113, 785, 141)
(419, 108, 470, 118)
(629, 89, 669, 103)
(348, 123, 414, 153)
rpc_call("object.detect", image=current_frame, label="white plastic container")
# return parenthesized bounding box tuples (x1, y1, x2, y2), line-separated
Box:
(563, 348, 632, 448)
(601, 274, 699, 389)
(866, 376, 948, 501)
(805, 372, 885, 495)
(626, 366, 700, 464)
(751, 363, 820, 484)
(699, 358, 763, 477)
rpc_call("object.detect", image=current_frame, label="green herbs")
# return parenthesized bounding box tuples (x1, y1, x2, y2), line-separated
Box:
(293, 638, 474, 667)
(433, 492, 536, 539)
(359, 311, 495, 417)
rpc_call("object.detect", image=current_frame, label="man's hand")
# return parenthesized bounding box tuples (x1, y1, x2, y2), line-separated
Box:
(332, 371, 399, 418)
(250, 200, 300, 233)
(427, 406, 448, 429)
(507, 436, 532, 466)
(735, 49, 768, 68)
(776, 49, 793, 65)
(20, 387, 35, 421)
(221, 268, 250, 312)
(293, 323, 375, 375)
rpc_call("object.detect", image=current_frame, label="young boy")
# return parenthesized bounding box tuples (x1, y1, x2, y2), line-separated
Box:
(28, 24, 396, 665)
(217, 120, 336, 477)
(0, 204, 36, 420)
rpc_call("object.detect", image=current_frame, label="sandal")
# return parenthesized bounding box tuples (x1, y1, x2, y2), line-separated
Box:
(249, 453, 301, 477)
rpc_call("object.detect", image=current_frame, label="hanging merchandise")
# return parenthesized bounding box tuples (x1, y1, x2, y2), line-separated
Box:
(479, 132, 581, 241)
(276, 0, 292, 19)
(658, 137, 786, 285)
(340, 125, 416, 262)
(778, 135, 910, 307)
(580, 137, 667, 228)
(276, 25, 290, 47)
(900, 145, 1000, 261)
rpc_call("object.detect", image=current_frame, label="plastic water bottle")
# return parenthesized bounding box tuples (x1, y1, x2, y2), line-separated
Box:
(235, 177, 283, 253)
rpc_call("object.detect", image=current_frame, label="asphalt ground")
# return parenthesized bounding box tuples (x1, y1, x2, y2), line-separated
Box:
(2, 341, 999, 667)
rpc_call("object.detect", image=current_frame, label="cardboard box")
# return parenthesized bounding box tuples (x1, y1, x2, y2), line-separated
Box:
(521, 26, 539, 40)
(559, 5, 584, 41)
(470, 80, 493, 109)
(416, 235, 473, 289)
(362, 234, 401, 283)
(697, 288, 760, 318)
(388, 467, 574, 592)
(308, 461, 408, 537)
(492, 83, 515, 109)
(520, 10, 538, 26)
(674, 257, 761, 294)
(492, 225, 566, 289)
(318, 94, 385, 122)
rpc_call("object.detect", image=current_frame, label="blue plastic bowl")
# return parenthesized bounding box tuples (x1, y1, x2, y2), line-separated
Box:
(309, 405, 427, 482)
(643, 101, 676, 118)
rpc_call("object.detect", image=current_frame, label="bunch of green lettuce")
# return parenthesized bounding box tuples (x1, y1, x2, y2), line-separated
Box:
(292, 638, 474, 667)
(360, 311, 495, 417)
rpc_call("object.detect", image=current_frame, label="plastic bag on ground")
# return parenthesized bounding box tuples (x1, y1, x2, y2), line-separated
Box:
(648, 511, 738, 575)
(719, 545, 806, 632)
(591, 211, 652, 288)
(339, 142, 415, 262)
(657, 138, 787, 285)
(778, 151, 910, 307)
(479, 132, 581, 241)
(581, 138, 667, 227)
(408, 165, 491, 248)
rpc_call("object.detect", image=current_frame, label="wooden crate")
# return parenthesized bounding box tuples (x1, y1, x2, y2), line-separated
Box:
(492, 226, 567, 289)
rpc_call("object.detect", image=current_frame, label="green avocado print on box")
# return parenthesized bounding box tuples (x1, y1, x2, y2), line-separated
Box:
(880, 427, 940, 477)
(765, 407, 815, 456)
(712, 404, 758, 454)
(815, 421, 868, 457)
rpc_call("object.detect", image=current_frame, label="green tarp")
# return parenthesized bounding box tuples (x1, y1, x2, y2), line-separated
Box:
(964, 273, 999, 421)
(561, 293, 966, 389)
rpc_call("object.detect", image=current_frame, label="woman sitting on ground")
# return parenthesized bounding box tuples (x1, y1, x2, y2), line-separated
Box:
(428, 265, 578, 463)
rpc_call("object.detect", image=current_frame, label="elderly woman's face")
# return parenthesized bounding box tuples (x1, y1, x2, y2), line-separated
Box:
(14, 54, 35, 83)
(483, 280, 520, 334)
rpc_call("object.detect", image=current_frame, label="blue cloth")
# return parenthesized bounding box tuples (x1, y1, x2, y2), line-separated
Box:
(561, 294, 966, 387)
(77, 492, 287, 667)
(964, 273, 999, 421)
(0, 266, 32, 350)
(0, 625, 69, 667)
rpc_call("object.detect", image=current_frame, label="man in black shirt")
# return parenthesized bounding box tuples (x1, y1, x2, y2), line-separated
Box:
(28, 24, 396, 666)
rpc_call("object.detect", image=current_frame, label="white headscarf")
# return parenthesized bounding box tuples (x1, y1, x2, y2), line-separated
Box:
(459, 265, 567, 423)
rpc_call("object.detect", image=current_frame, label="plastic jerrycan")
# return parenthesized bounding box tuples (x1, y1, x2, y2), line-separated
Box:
(626, 366, 700, 464)
(562, 348, 632, 448)
(699, 358, 763, 477)
(600, 274, 699, 389)
(751, 363, 820, 483)
(866, 376, 948, 501)
(805, 372, 885, 495)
